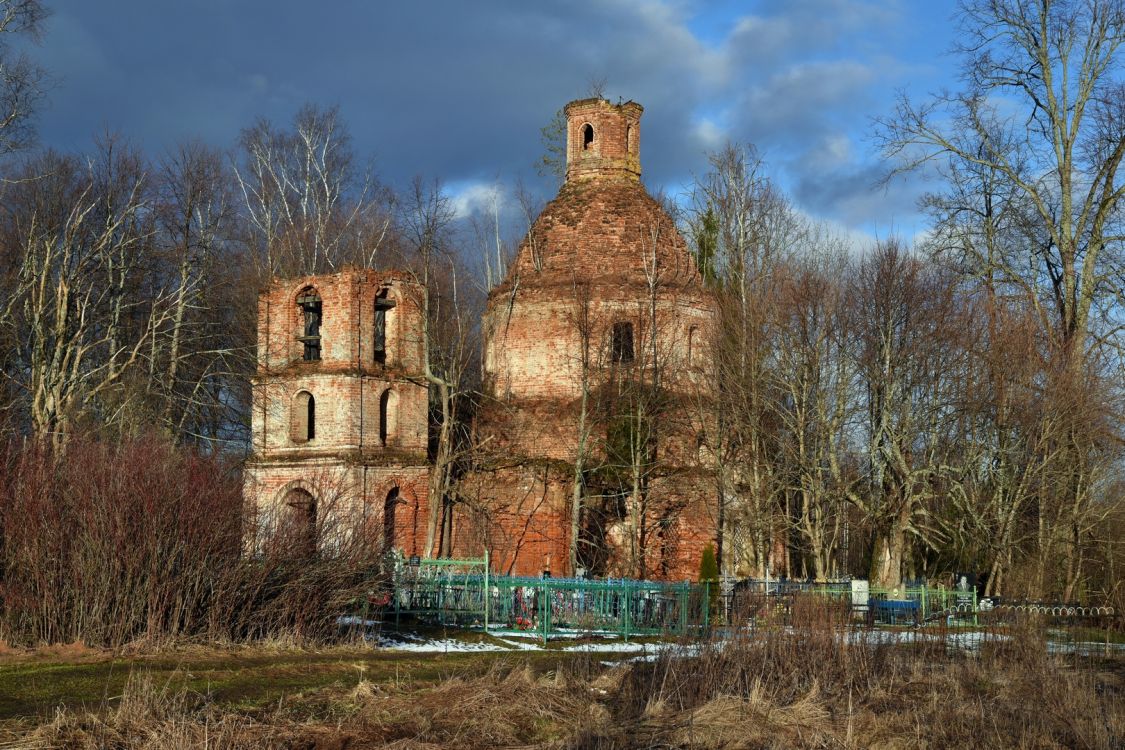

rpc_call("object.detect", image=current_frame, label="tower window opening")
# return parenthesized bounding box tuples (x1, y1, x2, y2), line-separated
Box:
(611, 321, 634, 364)
(291, 390, 316, 443)
(383, 486, 399, 554)
(626, 124, 634, 153)
(379, 388, 397, 446)
(374, 288, 396, 365)
(297, 288, 322, 361)
(582, 123, 594, 150)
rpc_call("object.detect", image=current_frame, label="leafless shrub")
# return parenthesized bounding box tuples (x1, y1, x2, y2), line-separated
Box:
(0, 431, 384, 647)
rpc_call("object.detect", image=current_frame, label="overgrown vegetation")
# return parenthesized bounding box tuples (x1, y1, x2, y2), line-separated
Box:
(2, 600, 1121, 749)
(0, 434, 383, 647)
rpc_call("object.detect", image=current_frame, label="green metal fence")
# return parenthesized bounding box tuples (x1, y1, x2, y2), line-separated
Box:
(388, 554, 711, 642)
(374, 554, 980, 640)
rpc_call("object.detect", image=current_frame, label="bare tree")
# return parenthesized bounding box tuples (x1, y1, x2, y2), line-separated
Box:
(235, 104, 390, 278)
(0, 147, 173, 443)
(398, 177, 482, 558)
(566, 279, 597, 574)
(847, 241, 967, 589)
(879, 0, 1125, 376)
(0, 0, 49, 156)
(151, 141, 247, 445)
(880, 0, 1125, 597)
(685, 143, 800, 577)
(772, 242, 859, 580)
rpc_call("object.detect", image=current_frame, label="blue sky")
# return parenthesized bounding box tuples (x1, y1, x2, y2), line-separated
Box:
(28, 0, 961, 242)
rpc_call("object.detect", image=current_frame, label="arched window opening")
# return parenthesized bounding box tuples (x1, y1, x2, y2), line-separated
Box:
(379, 388, 398, 446)
(282, 488, 316, 556)
(687, 326, 698, 365)
(297, 288, 322, 361)
(611, 321, 634, 364)
(291, 390, 315, 443)
(307, 393, 316, 440)
(374, 288, 396, 365)
(383, 487, 399, 554)
(626, 124, 634, 153)
(582, 123, 594, 150)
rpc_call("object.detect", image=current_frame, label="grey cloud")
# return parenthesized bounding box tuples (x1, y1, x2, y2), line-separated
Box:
(31, 0, 950, 238)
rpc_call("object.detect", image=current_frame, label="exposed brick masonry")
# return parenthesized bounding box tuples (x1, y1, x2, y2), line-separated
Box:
(244, 99, 719, 582)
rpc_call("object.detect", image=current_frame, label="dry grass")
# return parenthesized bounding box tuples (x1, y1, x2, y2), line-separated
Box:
(4, 615, 1122, 750)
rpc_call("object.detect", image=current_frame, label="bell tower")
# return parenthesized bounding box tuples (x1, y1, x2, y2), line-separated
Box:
(244, 267, 431, 558)
(564, 98, 643, 183)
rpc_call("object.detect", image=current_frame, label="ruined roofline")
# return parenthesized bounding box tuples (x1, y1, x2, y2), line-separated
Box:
(563, 97, 644, 116)
(259, 266, 420, 297)
(490, 168, 706, 297)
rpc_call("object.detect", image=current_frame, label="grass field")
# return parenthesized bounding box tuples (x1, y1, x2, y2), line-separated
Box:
(1, 621, 1122, 749)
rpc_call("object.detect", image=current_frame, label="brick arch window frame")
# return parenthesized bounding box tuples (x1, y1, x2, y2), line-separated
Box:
(581, 122, 595, 151)
(291, 389, 316, 443)
(378, 387, 399, 447)
(296, 286, 323, 362)
(374, 286, 399, 366)
(382, 485, 400, 554)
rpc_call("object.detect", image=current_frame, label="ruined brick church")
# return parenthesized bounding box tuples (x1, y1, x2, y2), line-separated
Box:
(244, 98, 717, 580)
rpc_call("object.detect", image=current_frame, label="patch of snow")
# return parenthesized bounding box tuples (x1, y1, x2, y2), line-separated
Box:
(376, 636, 514, 653)
(337, 615, 382, 627)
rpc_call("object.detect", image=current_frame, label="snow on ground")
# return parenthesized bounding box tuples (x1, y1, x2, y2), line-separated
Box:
(370, 626, 1115, 656)
(374, 635, 514, 653)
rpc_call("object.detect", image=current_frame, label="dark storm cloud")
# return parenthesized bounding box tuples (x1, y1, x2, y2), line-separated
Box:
(31, 0, 957, 238)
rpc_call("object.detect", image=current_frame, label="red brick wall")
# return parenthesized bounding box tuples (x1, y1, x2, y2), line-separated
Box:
(244, 101, 722, 583)
(469, 99, 721, 582)
(452, 465, 572, 577)
(251, 374, 428, 457)
(257, 269, 425, 375)
(565, 98, 643, 182)
(247, 267, 433, 558)
(243, 461, 430, 556)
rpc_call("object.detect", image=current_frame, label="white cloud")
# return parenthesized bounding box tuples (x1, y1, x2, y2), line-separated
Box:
(447, 180, 505, 220)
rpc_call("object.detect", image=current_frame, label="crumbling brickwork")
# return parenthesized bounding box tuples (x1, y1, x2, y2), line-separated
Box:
(470, 98, 719, 580)
(244, 268, 430, 557)
(243, 99, 719, 582)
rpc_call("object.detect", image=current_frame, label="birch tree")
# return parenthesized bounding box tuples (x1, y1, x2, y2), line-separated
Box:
(235, 104, 390, 278)
(399, 177, 481, 558)
(0, 150, 172, 443)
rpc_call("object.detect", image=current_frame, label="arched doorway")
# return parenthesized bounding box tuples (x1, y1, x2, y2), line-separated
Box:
(280, 487, 316, 556)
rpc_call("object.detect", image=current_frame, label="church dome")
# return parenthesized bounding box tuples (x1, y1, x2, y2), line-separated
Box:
(499, 177, 703, 296)
(493, 97, 703, 299)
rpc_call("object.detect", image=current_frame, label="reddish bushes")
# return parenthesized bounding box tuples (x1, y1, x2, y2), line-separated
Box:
(0, 434, 379, 647)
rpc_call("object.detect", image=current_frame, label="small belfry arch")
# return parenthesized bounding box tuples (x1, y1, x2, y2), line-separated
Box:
(296, 286, 322, 361)
(374, 286, 397, 365)
(582, 123, 594, 150)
